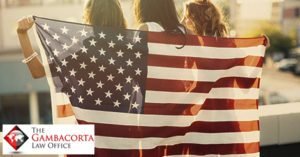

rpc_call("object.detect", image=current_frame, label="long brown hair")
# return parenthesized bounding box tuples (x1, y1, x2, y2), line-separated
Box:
(184, 0, 228, 37)
(83, 0, 127, 28)
(134, 0, 181, 31)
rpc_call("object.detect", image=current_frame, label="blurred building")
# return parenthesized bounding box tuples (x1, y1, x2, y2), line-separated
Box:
(230, 0, 300, 41)
(229, 0, 284, 36)
(282, 0, 300, 46)
(0, 0, 85, 132)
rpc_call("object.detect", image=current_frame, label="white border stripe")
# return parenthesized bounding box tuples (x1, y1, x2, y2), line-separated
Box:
(34, 23, 74, 123)
(148, 66, 262, 82)
(164, 153, 259, 157)
(55, 116, 77, 124)
(145, 88, 259, 104)
(148, 43, 265, 59)
(73, 107, 258, 127)
(52, 92, 71, 105)
(94, 131, 259, 149)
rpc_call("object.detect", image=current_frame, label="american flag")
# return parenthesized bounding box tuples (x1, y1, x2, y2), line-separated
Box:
(34, 16, 267, 157)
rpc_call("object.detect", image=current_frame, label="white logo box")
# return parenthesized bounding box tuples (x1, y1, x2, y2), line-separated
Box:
(2, 125, 95, 155)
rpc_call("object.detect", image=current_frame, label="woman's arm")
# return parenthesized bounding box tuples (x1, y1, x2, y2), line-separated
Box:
(17, 16, 45, 79)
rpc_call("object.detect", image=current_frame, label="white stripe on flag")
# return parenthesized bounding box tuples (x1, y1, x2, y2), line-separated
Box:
(55, 116, 77, 124)
(51, 92, 71, 106)
(94, 131, 259, 149)
(148, 43, 265, 59)
(147, 66, 262, 82)
(145, 88, 260, 104)
(73, 107, 259, 127)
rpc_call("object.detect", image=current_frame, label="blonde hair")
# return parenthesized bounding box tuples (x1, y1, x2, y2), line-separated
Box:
(83, 0, 127, 28)
(184, 0, 228, 37)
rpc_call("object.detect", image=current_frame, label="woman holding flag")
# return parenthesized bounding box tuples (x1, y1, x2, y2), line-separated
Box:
(17, 0, 127, 79)
(16, 0, 128, 127)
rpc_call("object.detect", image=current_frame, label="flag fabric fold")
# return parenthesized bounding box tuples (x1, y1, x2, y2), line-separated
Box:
(33, 16, 266, 157)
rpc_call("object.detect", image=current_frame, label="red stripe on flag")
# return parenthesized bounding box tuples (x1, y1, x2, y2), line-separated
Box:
(143, 99, 258, 115)
(78, 120, 259, 138)
(146, 77, 260, 93)
(148, 55, 264, 70)
(148, 32, 268, 47)
(76, 143, 259, 157)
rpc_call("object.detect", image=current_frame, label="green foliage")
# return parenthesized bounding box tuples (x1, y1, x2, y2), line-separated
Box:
(267, 31, 294, 56)
(246, 22, 296, 57)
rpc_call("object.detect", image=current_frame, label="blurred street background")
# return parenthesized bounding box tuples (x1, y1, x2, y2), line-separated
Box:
(0, 0, 300, 156)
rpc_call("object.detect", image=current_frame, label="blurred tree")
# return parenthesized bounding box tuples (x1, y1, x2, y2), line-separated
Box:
(246, 22, 296, 58)
(267, 31, 294, 58)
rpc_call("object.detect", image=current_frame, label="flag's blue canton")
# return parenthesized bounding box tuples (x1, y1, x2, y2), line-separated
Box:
(35, 18, 148, 114)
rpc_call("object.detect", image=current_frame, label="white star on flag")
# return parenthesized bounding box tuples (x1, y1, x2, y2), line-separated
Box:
(42, 23, 50, 31)
(135, 68, 142, 75)
(107, 74, 114, 81)
(65, 77, 69, 83)
(80, 29, 88, 36)
(71, 36, 79, 44)
(99, 65, 106, 72)
(99, 49, 106, 56)
(133, 85, 140, 92)
(71, 86, 76, 93)
(90, 56, 97, 63)
(61, 59, 68, 67)
(62, 43, 69, 50)
(115, 84, 123, 91)
(87, 88, 94, 96)
(78, 96, 84, 103)
(61, 26, 69, 34)
(97, 81, 104, 88)
(117, 67, 125, 74)
(53, 49, 60, 56)
(56, 67, 62, 72)
(99, 32, 106, 39)
(53, 33, 60, 40)
(131, 102, 140, 109)
(108, 41, 116, 48)
(116, 50, 124, 57)
(46, 39, 51, 45)
(123, 93, 130, 100)
(88, 72, 96, 79)
(69, 69, 77, 76)
(117, 34, 124, 41)
(126, 76, 132, 83)
(81, 46, 88, 53)
(134, 35, 142, 43)
(80, 62, 87, 69)
(127, 43, 133, 50)
(95, 98, 102, 105)
(135, 52, 142, 58)
(105, 91, 112, 98)
(78, 79, 85, 86)
(113, 100, 121, 107)
(126, 59, 133, 66)
(108, 58, 116, 65)
(89, 39, 97, 46)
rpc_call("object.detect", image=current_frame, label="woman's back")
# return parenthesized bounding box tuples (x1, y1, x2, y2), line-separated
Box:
(143, 22, 165, 32)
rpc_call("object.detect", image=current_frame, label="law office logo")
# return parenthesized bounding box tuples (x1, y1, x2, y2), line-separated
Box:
(3, 125, 94, 155)
(4, 125, 29, 151)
